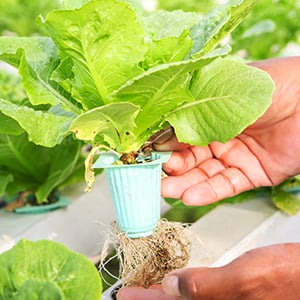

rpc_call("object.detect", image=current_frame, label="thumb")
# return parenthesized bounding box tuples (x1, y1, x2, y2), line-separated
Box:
(152, 127, 189, 151)
(161, 267, 237, 300)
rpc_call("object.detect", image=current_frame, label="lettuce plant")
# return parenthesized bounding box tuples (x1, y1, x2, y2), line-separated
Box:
(0, 132, 85, 204)
(0, 68, 85, 204)
(0, 239, 102, 299)
(0, 0, 274, 171)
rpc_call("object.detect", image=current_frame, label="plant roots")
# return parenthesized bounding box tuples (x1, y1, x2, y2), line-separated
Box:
(100, 219, 191, 288)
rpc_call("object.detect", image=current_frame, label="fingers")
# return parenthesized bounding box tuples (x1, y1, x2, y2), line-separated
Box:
(162, 146, 213, 175)
(183, 168, 254, 205)
(162, 267, 236, 300)
(159, 137, 272, 205)
(117, 267, 235, 300)
(153, 127, 190, 152)
(210, 139, 272, 187)
(162, 163, 254, 205)
(117, 284, 180, 300)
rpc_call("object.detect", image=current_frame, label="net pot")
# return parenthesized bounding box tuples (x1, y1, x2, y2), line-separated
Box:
(93, 151, 170, 238)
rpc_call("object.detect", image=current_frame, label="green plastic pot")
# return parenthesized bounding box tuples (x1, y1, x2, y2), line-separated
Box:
(93, 151, 170, 238)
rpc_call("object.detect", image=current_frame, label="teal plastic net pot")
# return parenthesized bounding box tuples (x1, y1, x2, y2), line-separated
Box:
(93, 152, 171, 238)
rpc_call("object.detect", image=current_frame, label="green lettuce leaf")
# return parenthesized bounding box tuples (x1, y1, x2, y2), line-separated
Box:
(0, 68, 32, 135)
(35, 138, 84, 202)
(14, 279, 64, 300)
(166, 58, 274, 145)
(142, 9, 200, 40)
(0, 99, 72, 147)
(0, 239, 102, 299)
(70, 57, 215, 152)
(42, 0, 147, 106)
(0, 63, 76, 148)
(71, 56, 274, 153)
(0, 172, 13, 196)
(70, 102, 141, 152)
(142, 29, 193, 70)
(0, 112, 24, 136)
(0, 37, 82, 114)
(112, 57, 214, 143)
(0, 134, 83, 203)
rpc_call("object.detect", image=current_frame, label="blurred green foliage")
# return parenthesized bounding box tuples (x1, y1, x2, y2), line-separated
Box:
(0, 0, 60, 36)
(163, 189, 262, 223)
(157, 0, 300, 60)
(157, 0, 218, 13)
(0, 68, 26, 104)
(231, 0, 300, 59)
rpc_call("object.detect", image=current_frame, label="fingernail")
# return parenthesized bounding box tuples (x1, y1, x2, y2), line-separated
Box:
(152, 127, 174, 144)
(162, 274, 181, 297)
(162, 163, 173, 174)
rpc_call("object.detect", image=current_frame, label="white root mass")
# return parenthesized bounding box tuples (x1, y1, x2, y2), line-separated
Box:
(100, 219, 192, 288)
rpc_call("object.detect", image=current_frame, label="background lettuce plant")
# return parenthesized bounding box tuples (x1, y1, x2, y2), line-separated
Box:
(0, 239, 102, 299)
(0, 67, 85, 204)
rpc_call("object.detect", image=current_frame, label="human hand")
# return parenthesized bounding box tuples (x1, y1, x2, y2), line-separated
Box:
(117, 243, 300, 300)
(154, 56, 300, 205)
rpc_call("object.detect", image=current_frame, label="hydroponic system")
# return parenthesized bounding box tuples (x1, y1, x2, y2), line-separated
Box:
(0, 0, 300, 299)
